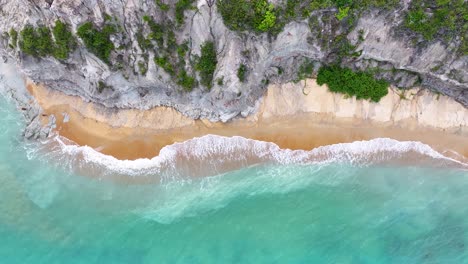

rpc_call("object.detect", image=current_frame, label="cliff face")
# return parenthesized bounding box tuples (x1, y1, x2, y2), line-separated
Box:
(0, 0, 467, 122)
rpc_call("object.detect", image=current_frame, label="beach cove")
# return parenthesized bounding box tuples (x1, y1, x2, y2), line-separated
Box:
(28, 80, 468, 161)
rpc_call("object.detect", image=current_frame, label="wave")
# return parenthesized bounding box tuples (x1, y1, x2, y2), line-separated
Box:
(24, 134, 467, 183)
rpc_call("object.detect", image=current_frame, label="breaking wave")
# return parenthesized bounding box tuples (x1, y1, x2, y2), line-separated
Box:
(24, 134, 467, 184)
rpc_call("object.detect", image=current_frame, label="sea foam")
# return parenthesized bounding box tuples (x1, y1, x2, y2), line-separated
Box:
(25, 134, 467, 183)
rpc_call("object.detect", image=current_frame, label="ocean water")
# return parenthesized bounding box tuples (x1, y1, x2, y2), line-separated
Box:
(1, 93, 468, 263)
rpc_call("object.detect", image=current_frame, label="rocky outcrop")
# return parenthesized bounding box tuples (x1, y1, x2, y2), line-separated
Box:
(0, 0, 466, 124)
(0, 59, 54, 139)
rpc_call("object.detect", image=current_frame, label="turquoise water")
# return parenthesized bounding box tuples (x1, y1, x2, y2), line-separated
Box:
(1, 95, 468, 263)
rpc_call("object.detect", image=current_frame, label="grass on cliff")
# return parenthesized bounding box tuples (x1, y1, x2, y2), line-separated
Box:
(404, 0, 468, 49)
(177, 70, 197, 91)
(317, 65, 389, 102)
(19, 22, 76, 60)
(175, 0, 196, 26)
(141, 15, 196, 91)
(20, 25, 54, 57)
(9, 28, 18, 48)
(77, 22, 116, 64)
(156, 0, 170, 11)
(218, 0, 400, 35)
(217, 0, 280, 34)
(196, 41, 217, 89)
(237, 64, 247, 82)
(52, 20, 77, 60)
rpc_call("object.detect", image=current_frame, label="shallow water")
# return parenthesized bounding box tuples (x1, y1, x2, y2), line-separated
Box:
(1, 92, 468, 263)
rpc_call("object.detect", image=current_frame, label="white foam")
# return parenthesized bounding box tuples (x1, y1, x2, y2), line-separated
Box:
(19, 134, 468, 224)
(25, 134, 467, 182)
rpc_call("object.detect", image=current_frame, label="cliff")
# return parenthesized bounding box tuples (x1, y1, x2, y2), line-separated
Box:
(0, 0, 467, 122)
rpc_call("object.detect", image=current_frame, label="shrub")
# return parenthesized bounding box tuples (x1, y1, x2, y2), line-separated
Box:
(405, 9, 433, 39)
(145, 17, 165, 47)
(237, 64, 247, 82)
(19, 25, 36, 56)
(317, 65, 389, 102)
(177, 42, 189, 58)
(404, 0, 468, 42)
(166, 30, 177, 50)
(175, 0, 195, 26)
(19, 25, 54, 57)
(97, 81, 113, 93)
(52, 20, 76, 60)
(294, 60, 314, 82)
(155, 56, 174, 75)
(136, 29, 153, 51)
(217, 0, 250, 31)
(177, 70, 196, 91)
(9, 28, 18, 48)
(196, 41, 217, 89)
(335, 6, 350, 21)
(156, 0, 170, 11)
(35, 26, 55, 57)
(255, 1, 277, 32)
(77, 22, 116, 63)
(461, 36, 468, 55)
(217, 0, 279, 34)
(217, 76, 224, 86)
(138, 61, 148, 75)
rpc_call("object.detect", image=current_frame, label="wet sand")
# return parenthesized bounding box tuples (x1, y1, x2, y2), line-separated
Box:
(27, 81, 468, 161)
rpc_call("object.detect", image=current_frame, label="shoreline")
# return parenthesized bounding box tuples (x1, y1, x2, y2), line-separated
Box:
(27, 80, 468, 161)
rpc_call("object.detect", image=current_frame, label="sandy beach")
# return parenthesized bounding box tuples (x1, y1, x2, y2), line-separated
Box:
(27, 80, 468, 161)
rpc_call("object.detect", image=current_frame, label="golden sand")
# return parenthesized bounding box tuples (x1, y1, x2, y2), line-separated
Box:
(27, 80, 468, 161)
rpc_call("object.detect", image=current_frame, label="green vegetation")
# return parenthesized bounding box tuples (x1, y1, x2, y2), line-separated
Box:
(294, 60, 315, 82)
(19, 25, 54, 57)
(285, 0, 310, 19)
(237, 64, 247, 82)
(144, 16, 165, 47)
(141, 16, 196, 91)
(17, 22, 76, 59)
(9, 29, 18, 48)
(136, 29, 153, 52)
(317, 65, 389, 102)
(177, 42, 189, 58)
(335, 6, 350, 21)
(175, 0, 195, 26)
(138, 61, 148, 75)
(97, 80, 113, 93)
(177, 70, 196, 91)
(196, 41, 217, 89)
(218, 0, 400, 35)
(461, 36, 468, 55)
(358, 29, 365, 42)
(217, 76, 224, 86)
(404, 0, 468, 44)
(77, 21, 116, 64)
(255, 1, 277, 32)
(52, 20, 76, 60)
(154, 56, 174, 75)
(19, 26, 37, 56)
(217, 0, 280, 34)
(332, 34, 360, 59)
(156, 0, 170, 11)
(103, 13, 113, 22)
(308, 0, 399, 11)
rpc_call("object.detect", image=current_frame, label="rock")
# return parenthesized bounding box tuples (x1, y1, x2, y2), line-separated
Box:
(62, 112, 70, 123)
(0, 0, 465, 127)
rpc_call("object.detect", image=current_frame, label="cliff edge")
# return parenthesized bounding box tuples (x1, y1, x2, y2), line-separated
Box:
(0, 0, 467, 122)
